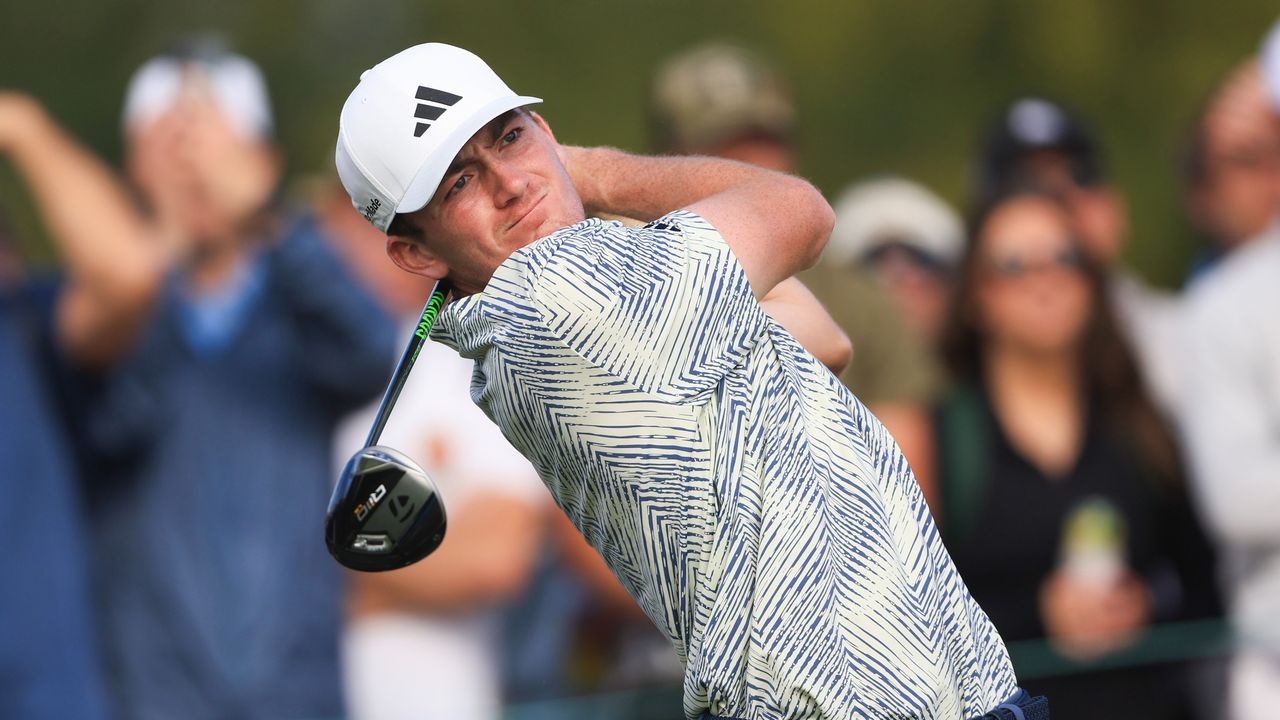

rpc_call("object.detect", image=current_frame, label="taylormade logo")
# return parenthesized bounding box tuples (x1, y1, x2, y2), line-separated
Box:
(388, 494, 416, 522)
(361, 197, 381, 221)
(413, 85, 463, 138)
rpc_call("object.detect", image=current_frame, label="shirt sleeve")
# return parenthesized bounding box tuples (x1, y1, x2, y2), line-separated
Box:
(522, 210, 767, 403)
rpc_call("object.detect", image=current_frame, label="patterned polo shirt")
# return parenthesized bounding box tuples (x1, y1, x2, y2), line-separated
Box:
(434, 210, 1016, 719)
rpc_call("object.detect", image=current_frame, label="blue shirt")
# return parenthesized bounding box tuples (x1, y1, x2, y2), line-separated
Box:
(0, 283, 110, 720)
(436, 211, 1017, 719)
(79, 215, 397, 720)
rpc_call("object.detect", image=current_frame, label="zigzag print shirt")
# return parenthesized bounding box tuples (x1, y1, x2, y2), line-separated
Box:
(434, 211, 1017, 719)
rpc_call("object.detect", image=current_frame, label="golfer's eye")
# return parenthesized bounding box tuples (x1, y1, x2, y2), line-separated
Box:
(502, 127, 521, 145)
(449, 175, 468, 195)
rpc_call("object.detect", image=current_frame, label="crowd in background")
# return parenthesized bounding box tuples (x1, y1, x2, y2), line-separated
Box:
(1, 15, 1279, 720)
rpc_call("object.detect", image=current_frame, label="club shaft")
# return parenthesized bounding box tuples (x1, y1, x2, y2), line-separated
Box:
(363, 280, 452, 448)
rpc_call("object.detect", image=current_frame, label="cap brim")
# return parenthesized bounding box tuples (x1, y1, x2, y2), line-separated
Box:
(397, 95, 542, 215)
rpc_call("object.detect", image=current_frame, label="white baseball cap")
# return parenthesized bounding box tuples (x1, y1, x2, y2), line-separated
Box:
(1263, 17, 1280, 111)
(825, 177, 964, 269)
(122, 52, 274, 140)
(336, 43, 541, 233)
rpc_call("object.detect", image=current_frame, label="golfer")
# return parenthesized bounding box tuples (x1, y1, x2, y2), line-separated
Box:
(336, 43, 1043, 720)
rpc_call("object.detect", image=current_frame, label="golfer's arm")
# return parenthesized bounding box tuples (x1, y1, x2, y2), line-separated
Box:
(563, 145, 833, 298)
(760, 278, 852, 374)
(0, 93, 163, 367)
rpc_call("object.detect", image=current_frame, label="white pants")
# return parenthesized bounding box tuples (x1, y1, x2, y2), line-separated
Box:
(344, 612, 502, 720)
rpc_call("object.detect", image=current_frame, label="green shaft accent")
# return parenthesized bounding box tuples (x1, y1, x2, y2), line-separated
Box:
(366, 280, 452, 448)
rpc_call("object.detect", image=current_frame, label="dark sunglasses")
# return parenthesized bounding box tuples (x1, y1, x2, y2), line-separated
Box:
(983, 246, 1084, 280)
(864, 242, 951, 276)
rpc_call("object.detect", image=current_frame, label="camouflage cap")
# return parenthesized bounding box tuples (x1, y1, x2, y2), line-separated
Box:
(650, 43, 796, 154)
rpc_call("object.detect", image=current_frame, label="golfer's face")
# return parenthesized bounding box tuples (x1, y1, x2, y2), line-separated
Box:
(415, 110, 584, 295)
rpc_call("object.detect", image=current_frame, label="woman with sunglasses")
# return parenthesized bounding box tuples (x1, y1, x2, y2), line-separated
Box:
(934, 187, 1222, 719)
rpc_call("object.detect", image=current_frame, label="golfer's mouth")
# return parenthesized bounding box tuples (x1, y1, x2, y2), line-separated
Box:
(508, 194, 545, 232)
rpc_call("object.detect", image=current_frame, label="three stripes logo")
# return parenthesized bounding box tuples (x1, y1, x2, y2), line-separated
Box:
(413, 86, 463, 137)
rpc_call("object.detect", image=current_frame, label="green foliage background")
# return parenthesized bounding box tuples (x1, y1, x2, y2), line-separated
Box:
(1, 0, 1275, 286)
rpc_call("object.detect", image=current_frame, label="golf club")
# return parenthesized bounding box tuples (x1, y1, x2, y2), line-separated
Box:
(325, 280, 452, 572)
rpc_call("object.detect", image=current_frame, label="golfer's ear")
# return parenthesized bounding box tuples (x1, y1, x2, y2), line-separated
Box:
(387, 235, 447, 281)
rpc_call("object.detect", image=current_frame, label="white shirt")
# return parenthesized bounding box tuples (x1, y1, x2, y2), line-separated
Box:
(435, 211, 1017, 720)
(1180, 227, 1280, 654)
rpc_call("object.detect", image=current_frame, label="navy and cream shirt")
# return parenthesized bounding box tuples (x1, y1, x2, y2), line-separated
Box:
(435, 210, 1017, 719)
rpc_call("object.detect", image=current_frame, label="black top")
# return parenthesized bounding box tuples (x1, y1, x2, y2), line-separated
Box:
(936, 383, 1220, 642)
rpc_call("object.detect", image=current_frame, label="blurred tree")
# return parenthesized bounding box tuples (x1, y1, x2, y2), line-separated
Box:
(0, 0, 1274, 284)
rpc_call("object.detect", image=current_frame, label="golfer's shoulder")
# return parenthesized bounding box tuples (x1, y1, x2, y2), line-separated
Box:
(538, 210, 726, 264)
(644, 209, 729, 253)
(496, 211, 739, 323)
(516, 214, 685, 284)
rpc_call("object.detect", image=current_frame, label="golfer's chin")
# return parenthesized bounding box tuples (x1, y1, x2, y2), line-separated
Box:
(524, 212, 585, 245)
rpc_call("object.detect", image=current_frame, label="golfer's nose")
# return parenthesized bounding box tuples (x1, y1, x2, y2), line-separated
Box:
(491, 159, 528, 207)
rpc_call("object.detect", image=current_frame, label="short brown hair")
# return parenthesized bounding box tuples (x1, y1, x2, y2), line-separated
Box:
(386, 212, 422, 240)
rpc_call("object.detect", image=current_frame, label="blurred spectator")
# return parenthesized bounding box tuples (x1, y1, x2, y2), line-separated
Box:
(1180, 27, 1280, 711)
(649, 42, 797, 167)
(825, 175, 964, 349)
(0, 209, 110, 719)
(1264, 17, 1280, 111)
(935, 188, 1220, 719)
(335, 342, 549, 720)
(320, 181, 551, 720)
(1180, 206, 1280, 720)
(979, 97, 1183, 415)
(0, 39, 396, 719)
(651, 41, 941, 502)
(1184, 59, 1280, 279)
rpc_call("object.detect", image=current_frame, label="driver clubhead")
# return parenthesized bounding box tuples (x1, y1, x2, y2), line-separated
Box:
(325, 445, 447, 572)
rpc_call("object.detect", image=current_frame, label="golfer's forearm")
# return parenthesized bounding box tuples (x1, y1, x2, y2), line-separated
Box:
(563, 145, 833, 296)
(567, 146, 768, 220)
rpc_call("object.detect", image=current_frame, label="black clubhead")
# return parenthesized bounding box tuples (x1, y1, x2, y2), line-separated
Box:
(325, 446, 447, 571)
